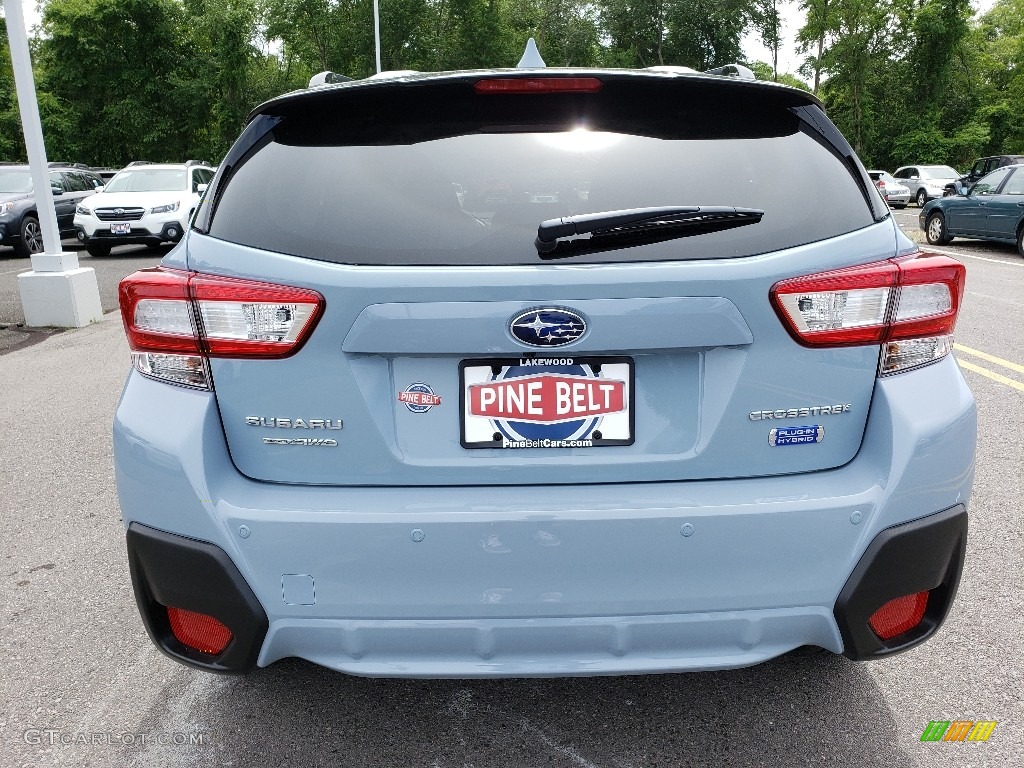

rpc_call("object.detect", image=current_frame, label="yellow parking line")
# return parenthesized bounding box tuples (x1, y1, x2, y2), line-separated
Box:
(956, 359, 1024, 393)
(953, 344, 1024, 375)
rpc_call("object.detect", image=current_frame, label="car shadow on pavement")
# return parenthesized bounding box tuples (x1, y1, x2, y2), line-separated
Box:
(129, 652, 916, 768)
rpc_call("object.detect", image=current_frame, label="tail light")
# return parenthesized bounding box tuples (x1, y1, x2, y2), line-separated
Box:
(119, 267, 324, 388)
(868, 591, 929, 640)
(167, 606, 233, 655)
(771, 254, 965, 375)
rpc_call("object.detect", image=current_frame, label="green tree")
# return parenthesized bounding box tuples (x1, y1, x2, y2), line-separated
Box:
(38, 0, 193, 165)
(971, 0, 1024, 155)
(749, 59, 810, 90)
(755, 0, 784, 80)
(180, 0, 289, 161)
(0, 18, 25, 160)
(598, 0, 755, 70)
(508, 0, 601, 67)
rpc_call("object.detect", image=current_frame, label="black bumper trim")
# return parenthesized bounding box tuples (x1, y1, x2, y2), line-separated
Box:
(834, 505, 967, 660)
(126, 523, 268, 673)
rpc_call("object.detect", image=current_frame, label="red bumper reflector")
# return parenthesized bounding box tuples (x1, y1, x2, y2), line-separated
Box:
(167, 606, 233, 655)
(868, 591, 929, 640)
(474, 77, 603, 94)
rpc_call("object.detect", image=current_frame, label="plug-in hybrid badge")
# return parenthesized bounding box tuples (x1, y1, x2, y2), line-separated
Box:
(509, 308, 586, 347)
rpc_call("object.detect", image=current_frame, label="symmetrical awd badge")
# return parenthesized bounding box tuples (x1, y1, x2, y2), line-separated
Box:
(509, 308, 586, 347)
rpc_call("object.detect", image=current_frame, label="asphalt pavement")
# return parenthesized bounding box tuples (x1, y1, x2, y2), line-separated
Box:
(0, 242, 169, 328)
(0, 219, 1021, 767)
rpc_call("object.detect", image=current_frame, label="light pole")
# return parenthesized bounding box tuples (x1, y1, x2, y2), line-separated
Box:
(4, 0, 102, 327)
(373, 0, 381, 73)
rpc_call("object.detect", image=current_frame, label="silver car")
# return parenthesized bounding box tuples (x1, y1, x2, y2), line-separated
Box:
(868, 170, 910, 209)
(893, 165, 961, 207)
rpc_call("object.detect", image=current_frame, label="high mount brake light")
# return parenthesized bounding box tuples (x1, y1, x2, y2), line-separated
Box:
(770, 253, 965, 375)
(474, 77, 603, 94)
(118, 267, 324, 387)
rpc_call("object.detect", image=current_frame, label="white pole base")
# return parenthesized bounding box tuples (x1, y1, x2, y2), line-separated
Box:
(17, 264, 104, 328)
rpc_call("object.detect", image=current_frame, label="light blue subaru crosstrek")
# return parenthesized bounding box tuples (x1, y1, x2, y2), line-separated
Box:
(114, 60, 976, 676)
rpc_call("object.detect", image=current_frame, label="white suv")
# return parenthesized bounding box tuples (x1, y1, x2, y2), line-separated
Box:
(74, 161, 215, 256)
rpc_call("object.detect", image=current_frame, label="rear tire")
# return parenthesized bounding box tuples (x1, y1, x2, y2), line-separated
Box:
(1017, 227, 1024, 258)
(926, 212, 952, 245)
(14, 215, 43, 257)
(916, 189, 928, 208)
(86, 243, 111, 258)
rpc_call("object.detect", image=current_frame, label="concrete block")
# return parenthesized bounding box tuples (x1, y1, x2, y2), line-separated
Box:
(17, 267, 104, 328)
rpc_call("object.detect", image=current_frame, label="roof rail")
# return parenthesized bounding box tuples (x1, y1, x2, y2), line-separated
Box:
(308, 71, 353, 88)
(48, 161, 92, 169)
(645, 65, 699, 75)
(703, 63, 755, 80)
(126, 160, 155, 166)
(366, 70, 419, 80)
(184, 159, 210, 167)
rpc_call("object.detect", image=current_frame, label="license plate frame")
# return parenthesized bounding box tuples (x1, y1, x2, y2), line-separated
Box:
(460, 356, 634, 449)
(110, 222, 131, 235)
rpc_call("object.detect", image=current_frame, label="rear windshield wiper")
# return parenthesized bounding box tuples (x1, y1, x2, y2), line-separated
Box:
(534, 206, 764, 259)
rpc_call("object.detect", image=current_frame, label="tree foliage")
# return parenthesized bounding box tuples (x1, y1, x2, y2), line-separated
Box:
(0, 19, 24, 160)
(0, 0, 1018, 170)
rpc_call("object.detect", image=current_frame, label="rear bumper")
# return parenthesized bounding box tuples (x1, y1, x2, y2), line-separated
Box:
(114, 355, 977, 676)
(126, 505, 967, 675)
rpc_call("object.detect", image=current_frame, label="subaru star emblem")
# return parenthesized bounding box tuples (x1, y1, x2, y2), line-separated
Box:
(509, 308, 587, 347)
(114, 208, 124, 216)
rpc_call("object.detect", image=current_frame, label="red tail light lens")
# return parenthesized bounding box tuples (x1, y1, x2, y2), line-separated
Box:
(474, 77, 603, 95)
(118, 267, 199, 354)
(120, 267, 324, 358)
(770, 254, 965, 373)
(868, 591, 929, 640)
(119, 267, 324, 387)
(888, 255, 964, 340)
(167, 606, 233, 655)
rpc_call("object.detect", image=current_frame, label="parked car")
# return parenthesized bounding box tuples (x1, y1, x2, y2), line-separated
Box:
(921, 163, 1024, 254)
(893, 165, 961, 207)
(0, 164, 101, 256)
(74, 161, 216, 256)
(47, 163, 106, 191)
(91, 167, 122, 183)
(115, 61, 974, 676)
(868, 170, 910, 208)
(942, 154, 1024, 197)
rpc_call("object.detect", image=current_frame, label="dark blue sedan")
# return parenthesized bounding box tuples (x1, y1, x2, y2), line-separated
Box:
(920, 163, 1024, 255)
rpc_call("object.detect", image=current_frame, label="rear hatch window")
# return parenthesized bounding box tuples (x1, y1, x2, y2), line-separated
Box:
(200, 75, 877, 265)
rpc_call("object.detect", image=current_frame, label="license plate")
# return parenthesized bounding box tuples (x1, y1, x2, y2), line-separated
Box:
(110, 222, 130, 234)
(460, 356, 633, 449)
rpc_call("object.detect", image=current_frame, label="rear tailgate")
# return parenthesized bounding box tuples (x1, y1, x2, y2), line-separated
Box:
(191, 71, 888, 486)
